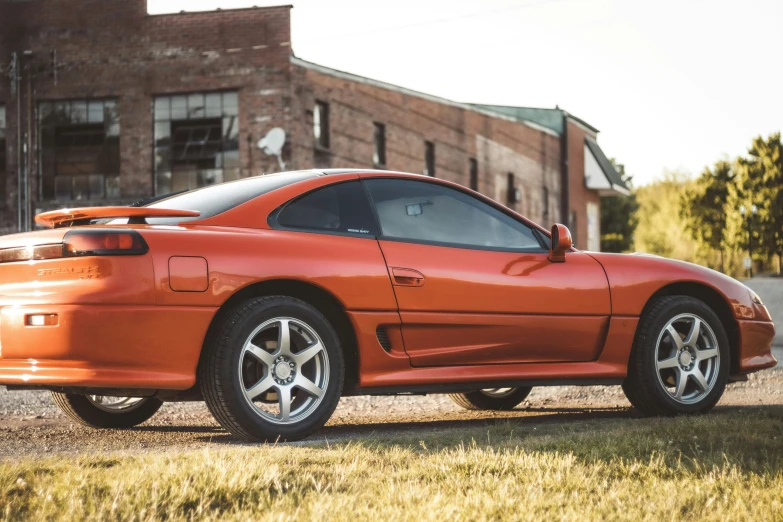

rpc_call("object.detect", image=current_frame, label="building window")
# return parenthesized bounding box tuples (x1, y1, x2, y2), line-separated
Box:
(570, 211, 578, 247)
(39, 99, 120, 201)
(542, 186, 550, 221)
(424, 141, 435, 177)
(314, 101, 330, 149)
(154, 91, 239, 195)
(506, 173, 520, 206)
(373, 122, 386, 167)
(469, 158, 478, 191)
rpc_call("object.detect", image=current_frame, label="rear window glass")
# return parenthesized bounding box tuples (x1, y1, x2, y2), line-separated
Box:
(145, 171, 319, 224)
(275, 181, 378, 236)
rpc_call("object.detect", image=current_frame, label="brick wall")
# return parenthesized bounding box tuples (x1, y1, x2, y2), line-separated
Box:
(291, 63, 562, 226)
(0, 0, 607, 236)
(0, 0, 293, 229)
(565, 119, 600, 249)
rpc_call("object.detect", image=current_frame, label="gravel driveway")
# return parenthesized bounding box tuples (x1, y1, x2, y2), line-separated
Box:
(1, 357, 779, 457)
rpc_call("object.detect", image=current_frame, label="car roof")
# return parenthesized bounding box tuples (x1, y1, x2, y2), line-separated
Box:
(318, 169, 427, 178)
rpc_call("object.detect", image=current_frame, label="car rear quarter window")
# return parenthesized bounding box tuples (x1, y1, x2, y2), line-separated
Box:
(145, 170, 318, 224)
(274, 181, 378, 237)
(364, 178, 544, 250)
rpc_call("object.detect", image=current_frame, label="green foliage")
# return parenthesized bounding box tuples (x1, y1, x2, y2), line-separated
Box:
(680, 160, 734, 272)
(600, 163, 639, 253)
(735, 133, 783, 265)
(638, 133, 783, 276)
(634, 171, 705, 263)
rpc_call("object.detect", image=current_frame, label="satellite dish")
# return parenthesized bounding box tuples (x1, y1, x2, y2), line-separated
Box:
(257, 127, 286, 170)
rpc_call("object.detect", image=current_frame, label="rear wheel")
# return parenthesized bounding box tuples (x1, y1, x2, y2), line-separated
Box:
(51, 393, 162, 429)
(622, 296, 729, 416)
(200, 296, 344, 442)
(449, 387, 533, 410)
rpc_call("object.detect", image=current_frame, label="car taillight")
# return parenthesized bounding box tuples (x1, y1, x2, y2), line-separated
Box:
(0, 244, 64, 263)
(63, 230, 148, 257)
(0, 229, 149, 264)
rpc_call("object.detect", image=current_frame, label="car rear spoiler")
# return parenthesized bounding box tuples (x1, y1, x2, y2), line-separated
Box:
(35, 207, 201, 229)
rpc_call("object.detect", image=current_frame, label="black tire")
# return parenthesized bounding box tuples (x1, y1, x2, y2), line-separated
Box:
(448, 387, 533, 411)
(51, 393, 162, 429)
(622, 295, 730, 416)
(199, 296, 344, 442)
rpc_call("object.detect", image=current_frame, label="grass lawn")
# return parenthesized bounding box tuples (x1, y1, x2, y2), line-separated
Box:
(2, 407, 783, 521)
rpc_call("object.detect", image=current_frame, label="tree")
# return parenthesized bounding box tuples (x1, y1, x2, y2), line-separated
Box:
(634, 171, 705, 262)
(734, 133, 783, 273)
(600, 163, 639, 253)
(680, 160, 734, 272)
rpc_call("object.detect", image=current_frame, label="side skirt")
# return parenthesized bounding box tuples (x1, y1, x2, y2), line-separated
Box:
(351, 378, 624, 396)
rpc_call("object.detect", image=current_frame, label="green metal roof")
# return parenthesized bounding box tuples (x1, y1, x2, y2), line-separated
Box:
(468, 105, 565, 134)
(585, 138, 629, 194)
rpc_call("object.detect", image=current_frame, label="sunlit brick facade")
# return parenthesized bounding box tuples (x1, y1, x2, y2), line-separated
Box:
(0, 0, 626, 248)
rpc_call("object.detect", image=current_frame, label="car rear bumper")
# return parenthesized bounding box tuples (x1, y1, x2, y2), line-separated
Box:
(737, 320, 777, 373)
(0, 304, 216, 389)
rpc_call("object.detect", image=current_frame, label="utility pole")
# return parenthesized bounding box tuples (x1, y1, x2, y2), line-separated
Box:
(10, 52, 23, 232)
(25, 50, 33, 232)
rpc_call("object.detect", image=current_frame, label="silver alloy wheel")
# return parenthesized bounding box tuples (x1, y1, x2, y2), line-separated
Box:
(480, 388, 516, 398)
(238, 317, 329, 425)
(87, 396, 147, 413)
(654, 313, 720, 404)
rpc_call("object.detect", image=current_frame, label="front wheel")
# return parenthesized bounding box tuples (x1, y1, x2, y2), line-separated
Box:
(622, 296, 729, 416)
(449, 387, 533, 411)
(51, 393, 162, 429)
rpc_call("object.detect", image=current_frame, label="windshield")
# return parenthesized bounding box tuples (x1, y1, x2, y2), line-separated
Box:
(145, 170, 320, 224)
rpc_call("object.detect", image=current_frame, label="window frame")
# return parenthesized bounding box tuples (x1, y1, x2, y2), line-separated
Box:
(506, 172, 519, 206)
(362, 176, 550, 253)
(373, 122, 386, 168)
(313, 100, 330, 150)
(542, 186, 550, 222)
(469, 158, 478, 191)
(152, 90, 240, 196)
(38, 97, 121, 201)
(424, 141, 435, 177)
(268, 179, 380, 240)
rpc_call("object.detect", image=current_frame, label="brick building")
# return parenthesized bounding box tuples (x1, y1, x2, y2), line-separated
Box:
(0, 0, 627, 249)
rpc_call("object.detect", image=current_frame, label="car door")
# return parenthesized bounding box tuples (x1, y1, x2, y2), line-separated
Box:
(363, 177, 611, 367)
(269, 178, 400, 311)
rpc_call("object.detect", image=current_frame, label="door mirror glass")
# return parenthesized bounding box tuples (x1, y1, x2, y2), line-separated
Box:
(548, 223, 572, 262)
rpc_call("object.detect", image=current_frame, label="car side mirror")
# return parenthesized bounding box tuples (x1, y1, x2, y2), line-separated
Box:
(548, 224, 572, 263)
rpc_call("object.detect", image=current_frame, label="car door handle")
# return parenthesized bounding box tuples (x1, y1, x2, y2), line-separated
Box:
(391, 267, 426, 287)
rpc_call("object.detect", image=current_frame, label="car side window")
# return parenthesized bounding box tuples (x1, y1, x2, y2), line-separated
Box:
(364, 178, 544, 250)
(275, 181, 378, 237)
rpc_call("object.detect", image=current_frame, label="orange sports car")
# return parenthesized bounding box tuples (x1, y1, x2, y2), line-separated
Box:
(0, 170, 776, 441)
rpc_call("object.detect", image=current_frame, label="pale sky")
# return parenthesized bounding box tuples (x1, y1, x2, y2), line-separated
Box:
(149, 0, 783, 186)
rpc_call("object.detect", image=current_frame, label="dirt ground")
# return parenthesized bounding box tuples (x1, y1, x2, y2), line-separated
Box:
(0, 350, 779, 458)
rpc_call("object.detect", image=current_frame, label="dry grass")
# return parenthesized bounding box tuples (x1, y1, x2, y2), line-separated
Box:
(2, 407, 783, 521)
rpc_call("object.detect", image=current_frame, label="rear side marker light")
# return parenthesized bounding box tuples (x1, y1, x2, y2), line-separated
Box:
(0, 229, 149, 264)
(26, 314, 58, 326)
